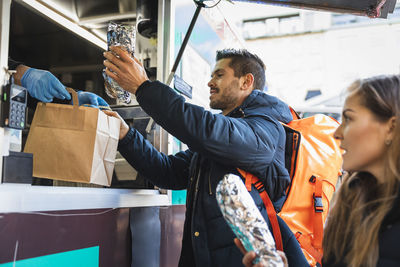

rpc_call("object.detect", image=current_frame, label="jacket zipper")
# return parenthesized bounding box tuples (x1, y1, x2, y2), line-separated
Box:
(208, 164, 213, 196)
(191, 159, 201, 265)
(187, 154, 199, 202)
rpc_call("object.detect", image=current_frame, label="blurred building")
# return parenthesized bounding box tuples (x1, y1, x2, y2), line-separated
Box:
(232, 3, 400, 108)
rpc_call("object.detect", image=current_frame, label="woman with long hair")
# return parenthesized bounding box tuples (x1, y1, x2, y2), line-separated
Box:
(238, 75, 400, 267)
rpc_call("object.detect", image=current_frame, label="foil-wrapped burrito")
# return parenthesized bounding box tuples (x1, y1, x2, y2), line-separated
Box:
(102, 22, 136, 104)
(216, 174, 284, 266)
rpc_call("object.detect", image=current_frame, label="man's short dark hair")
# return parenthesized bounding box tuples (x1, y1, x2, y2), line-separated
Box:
(216, 49, 266, 90)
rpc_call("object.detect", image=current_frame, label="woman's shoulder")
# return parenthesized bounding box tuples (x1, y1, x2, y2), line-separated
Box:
(378, 219, 400, 266)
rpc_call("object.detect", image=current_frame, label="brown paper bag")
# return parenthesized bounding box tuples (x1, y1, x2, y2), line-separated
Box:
(24, 88, 120, 186)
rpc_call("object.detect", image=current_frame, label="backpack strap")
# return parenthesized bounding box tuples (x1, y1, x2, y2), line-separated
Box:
(295, 232, 323, 263)
(293, 175, 324, 265)
(237, 168, 283, 252)
(289, 106, 301, 120)
(311, 175, 323, 249)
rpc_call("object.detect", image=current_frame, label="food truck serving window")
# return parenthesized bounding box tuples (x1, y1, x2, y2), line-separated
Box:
(0, 0, 173, 212)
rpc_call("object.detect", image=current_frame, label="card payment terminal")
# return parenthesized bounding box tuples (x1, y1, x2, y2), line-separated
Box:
(1, 83, 27, 129)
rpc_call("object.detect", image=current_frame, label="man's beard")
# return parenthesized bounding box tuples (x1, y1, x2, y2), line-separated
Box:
(210, 80, 240, 111)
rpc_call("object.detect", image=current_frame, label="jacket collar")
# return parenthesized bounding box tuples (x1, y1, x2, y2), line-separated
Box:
(382, 185, 400, 227)
(227, 90, 293, 123)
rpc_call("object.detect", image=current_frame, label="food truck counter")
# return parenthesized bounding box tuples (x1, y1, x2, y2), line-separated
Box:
(0, 183, 170, 212)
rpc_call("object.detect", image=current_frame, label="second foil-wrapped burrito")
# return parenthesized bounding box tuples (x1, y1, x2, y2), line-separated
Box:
(102, 22, 136, 104)
(216, 174, 284, 267)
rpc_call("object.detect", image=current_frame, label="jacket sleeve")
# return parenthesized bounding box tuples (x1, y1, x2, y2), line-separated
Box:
(135, 81, 281, 172)
(118, 127, 193, 190)
(277, 216, 309, 266)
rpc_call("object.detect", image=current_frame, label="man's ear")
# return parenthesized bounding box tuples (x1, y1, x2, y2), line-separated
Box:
(240, 73, 255, 91)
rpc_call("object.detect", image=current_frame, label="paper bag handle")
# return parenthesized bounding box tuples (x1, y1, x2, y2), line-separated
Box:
(66, 87, 79, 107)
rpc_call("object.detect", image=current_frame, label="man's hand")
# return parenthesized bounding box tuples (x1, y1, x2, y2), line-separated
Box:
(103, 46, 149, 95)
(234, 238, 288, 267)
(234, 238, 264, 267)
(102, 110, 130, 140)
(19, 67, 71, 102)
(77, 91, 109, 109)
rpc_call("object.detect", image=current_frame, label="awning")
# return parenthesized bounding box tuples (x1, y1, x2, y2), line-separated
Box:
(229, 0, 397, 18)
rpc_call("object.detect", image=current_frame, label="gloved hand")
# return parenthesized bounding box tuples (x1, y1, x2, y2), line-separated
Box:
(77, 91, 110, 109)
(21, 68, 71, 102)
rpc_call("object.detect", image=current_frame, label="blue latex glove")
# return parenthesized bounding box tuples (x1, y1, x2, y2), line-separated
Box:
(77, 91, 110, 109)
(21, 68, 71, 102)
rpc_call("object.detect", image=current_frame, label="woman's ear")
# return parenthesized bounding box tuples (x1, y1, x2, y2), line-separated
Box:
(240, 73, 254, 91)
(385, 116, 396, 143)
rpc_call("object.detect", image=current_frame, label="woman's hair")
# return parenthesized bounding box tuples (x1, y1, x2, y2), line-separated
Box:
(323, 75, 400, 267)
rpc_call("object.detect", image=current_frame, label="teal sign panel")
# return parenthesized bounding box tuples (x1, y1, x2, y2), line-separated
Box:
(0, 246, 99, 267)
(172, 190, 187, 205)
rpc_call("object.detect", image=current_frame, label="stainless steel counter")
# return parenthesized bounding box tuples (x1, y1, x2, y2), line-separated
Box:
(0, 183, 171, 212)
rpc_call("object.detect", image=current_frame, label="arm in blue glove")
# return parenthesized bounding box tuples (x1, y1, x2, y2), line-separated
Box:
(14, 65, 71, 103)
(77, 91, 110, 110)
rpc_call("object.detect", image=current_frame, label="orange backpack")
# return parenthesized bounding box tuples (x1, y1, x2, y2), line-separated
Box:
(238, 108, 342, 266)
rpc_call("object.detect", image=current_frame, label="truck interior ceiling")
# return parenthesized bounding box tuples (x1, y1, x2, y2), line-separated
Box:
(9, 0, 140, 104)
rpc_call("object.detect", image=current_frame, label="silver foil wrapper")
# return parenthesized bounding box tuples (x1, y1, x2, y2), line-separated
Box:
(216, 174, 284, 267)
(103, 22, 136, 104)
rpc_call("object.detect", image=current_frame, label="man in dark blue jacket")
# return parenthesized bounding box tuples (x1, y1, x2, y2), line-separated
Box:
(103, 47, 308, 266)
